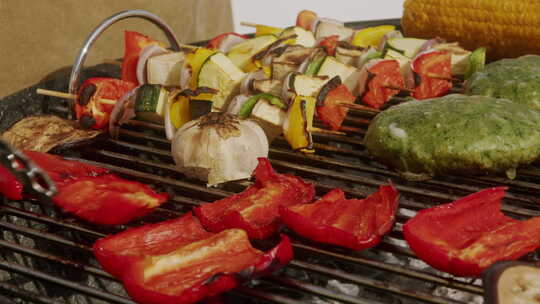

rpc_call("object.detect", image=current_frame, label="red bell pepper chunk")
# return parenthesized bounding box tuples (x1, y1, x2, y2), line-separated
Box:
(361, 60, 405, 109)
(53, 174, 168, 226)
(280, 184, 399, 250)
(93, 212, 212, 278)
(122, 230, 293, 304)
(317, 84, 355, 131)
(318, 35, 340, 56)
(0, 165, 24, 200)
(75, 77, 136, 129)
(206, 32, 248, 50)
(403, 187, 540, 277)
(194, 158, 315, 239)
(121, 31, 163, 85)
(411, 51, 453, 100)
(0, 151, 167, 225)
(24, 151, 110, 187)
(0, 151, 109, 200)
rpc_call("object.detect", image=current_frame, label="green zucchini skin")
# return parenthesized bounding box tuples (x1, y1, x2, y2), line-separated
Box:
(364, 94, 540, 180)
(466, 55, 540, 111)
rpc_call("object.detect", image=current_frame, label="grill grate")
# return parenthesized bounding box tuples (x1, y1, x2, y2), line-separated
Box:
(2, 19, 540, 304)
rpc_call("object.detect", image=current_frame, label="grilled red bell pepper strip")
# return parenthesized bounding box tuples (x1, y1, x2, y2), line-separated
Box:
(122, 230, 293, 304)
(403, 187, 540, 277)
(121, 30, 163, 85)
(52, 174, 168, 225)
(318, 35, 340, 56)
(0, 151, 109, 200)
(0, 151, 167, 225)
(411, 50, 453, 100)
(0, 165, 24, 200)
(75, 77, 136, 129)
(317, 84, 355, 131)
(93, 212, 212, 278)
(194, 158, 315, 239)
(280, 184, 399, 250)
(361, 59, 405, 109)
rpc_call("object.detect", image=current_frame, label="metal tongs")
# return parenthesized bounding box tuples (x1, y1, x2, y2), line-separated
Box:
(0, 140, 57, 201)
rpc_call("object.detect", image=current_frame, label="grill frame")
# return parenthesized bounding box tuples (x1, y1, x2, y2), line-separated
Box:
(1, 18, 540, 304)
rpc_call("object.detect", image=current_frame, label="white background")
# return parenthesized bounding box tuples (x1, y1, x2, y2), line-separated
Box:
(231, 0, 406, 33)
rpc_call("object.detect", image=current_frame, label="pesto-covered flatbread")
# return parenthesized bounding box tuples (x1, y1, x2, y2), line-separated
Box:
(364, 94, 540, 180)
(466, 55, 540, 111)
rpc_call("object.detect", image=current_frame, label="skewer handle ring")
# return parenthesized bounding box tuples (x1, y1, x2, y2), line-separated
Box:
(68, 9, 181, 119)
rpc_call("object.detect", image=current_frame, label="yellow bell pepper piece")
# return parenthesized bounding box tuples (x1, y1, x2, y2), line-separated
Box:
(256, 25, 282, 37)
(351, 25, 396, 48)
(186, 48, 217, 101)
(283, 95, 316, 152)
(170, 95, 191, 129)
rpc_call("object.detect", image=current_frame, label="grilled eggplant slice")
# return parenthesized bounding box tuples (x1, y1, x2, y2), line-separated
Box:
(483, 261, 540, 304)
(2, 115, 104, 153)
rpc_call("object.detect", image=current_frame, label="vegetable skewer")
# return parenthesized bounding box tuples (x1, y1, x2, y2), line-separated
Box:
(36, 88, 116, 105)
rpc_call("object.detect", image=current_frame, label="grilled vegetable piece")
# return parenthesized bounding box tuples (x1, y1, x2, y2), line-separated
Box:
(251, 97, 287, 142)
(147, 52, 186, 86)
(122, 230, 293, 304)
(314, 19, 354, 41)
(93, 212, 212, 278)
(237, 93, 285, 119)
(466, 55, 540, 112)
(464, 47, 486, 80)
(335, 42, 364, 66)
(279, 26, 316, 47)
(482, 261, 540, 304)
(194, 158, 315, 239)
(317, 84, 355, 131)
(364, 94, 540, 180)
(164, 91, 191, 140)
(283, 95, 316, 152)
(53, 174, 167, 226)
(411, 50, 452, 99)
(351, 25, 396, 48)
(0, 151, 167, 225)
(0, 165, 24, 200)
(403, 187, 540, 277)
(207, 32, 248, 53)
(22, 151, 110, 188)
(317, 56, 361, 94)
(197, 52, 246, 110)
(134, 84, 168, 123)
(360, 59, 405, 109)
(402, 0, 540, 60)
(318, 35, 340, 56)
(1, 115, 103, 153)
(122, 31, 163, 85)
(385, 37, 426, 58)
(75, 77, 136, 129)
(280, 184, 399, 250)
(227, 35, 277, 71)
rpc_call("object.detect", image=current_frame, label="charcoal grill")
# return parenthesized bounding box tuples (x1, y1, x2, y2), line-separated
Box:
(2, 11, 540, 304)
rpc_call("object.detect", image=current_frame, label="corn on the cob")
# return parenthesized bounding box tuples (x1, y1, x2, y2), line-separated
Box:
(402, 0, 540, 60)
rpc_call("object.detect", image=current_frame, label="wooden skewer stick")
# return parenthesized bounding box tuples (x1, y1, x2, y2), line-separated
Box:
(384, 85, 415, 93)
(339, 102, 381, 113)
(36, 88, 117, 105)
(308, 127, 346, 136)
(178, 43, 198, 50)
(240, 21, 261, 28)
